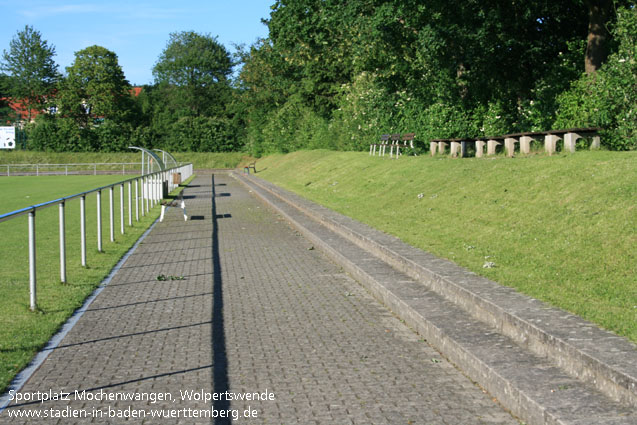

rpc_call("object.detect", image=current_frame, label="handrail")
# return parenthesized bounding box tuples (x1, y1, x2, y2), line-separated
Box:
(0, 162, 194, 311)
(0, 166, 177, 223)
(0, 162, 142, 166)
(0, 162, 145, 176)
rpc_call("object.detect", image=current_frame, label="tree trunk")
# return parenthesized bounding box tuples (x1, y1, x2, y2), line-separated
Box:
(585, 0, 613, 74)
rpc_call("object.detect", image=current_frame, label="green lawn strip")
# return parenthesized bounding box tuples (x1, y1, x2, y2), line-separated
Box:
(0, 175, 128, 214)
(254, 150, 637, 343)
(0, 151, 252, 170)
(0, 174, 197, 394)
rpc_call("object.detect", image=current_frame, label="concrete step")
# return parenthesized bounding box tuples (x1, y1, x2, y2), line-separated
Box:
(234, 172, 637, 425)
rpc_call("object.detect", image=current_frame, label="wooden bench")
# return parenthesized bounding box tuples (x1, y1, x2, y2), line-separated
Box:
(392, 133, 416, 157)
(243, 161, 256, 174)
(370, 134, 390, 156)
(370, 133, 417, 157)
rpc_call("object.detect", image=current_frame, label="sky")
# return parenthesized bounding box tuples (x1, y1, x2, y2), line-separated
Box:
(0, 0, 274, 85)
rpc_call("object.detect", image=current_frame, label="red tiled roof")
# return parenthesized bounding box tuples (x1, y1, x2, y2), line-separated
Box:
(2, 87, 142, 122)
(1, 98, 40, 120)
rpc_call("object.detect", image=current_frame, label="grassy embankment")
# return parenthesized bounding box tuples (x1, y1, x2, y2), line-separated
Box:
(0, 166, 196, 394)
(254, 150, 636, 343)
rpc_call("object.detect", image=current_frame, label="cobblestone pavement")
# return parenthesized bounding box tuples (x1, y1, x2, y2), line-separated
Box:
(0, 173, 519, 424)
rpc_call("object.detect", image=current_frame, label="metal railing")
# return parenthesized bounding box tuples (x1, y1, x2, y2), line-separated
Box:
(0, 163, 194, 311)
(1, 162, 143, 176)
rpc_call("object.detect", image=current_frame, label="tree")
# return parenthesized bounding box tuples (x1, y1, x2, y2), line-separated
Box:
(0, 25, 59, 121)
(152, 31, 233, 117)
(57, 45, 132, 127)
(0, 74, 16, 124)
(556, 5, 637, 150)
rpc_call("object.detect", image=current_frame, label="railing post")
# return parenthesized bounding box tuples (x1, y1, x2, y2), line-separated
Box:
(135, 178, 140, 221)
(97, 190, 102, 252)
(152, 175, 156, 207)
(143, 176, 147, 212)
(109, 186, 114, 242)
(28, 210, 37, 311)
(150, 175, 153, 210)
(94, 164, 97, 175)
(144, 176, 149, 214)
(128, 181, 132, 226)
(120, 183, 125, 234)
(80, 195, 86, 267)
(139, 177, 146, 217)
(59, 202, 66, 283)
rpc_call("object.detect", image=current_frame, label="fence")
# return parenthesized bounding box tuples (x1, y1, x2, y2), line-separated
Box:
(1, 162, 143, 176)
(0, 163, 194, 311)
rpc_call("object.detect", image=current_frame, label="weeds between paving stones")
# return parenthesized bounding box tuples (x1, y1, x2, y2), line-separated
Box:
(156, 274, 186, 281)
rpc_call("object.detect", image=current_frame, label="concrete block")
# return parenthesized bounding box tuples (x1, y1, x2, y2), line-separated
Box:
(544, 134, 561, 155)
(475, 140, 485, 158)
(504, 138, 517, 157)
(430, 142, 438, 156)
(519, 136, 534, 154)
(450, 141, 461, 158)
(563, 132, 581, 153)
(591, 135, 601, 150)
(487, 139, 500, 156)
(438, 142, 447, 155)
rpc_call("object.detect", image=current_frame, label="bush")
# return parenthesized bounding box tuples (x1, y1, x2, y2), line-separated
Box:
(555, 7, 637, 150)
(329, 72, 394, 151)
(26, 117, 94, 151)
(255, 97, 330, 154)
(405, 101, 477, 144)
(163, 116, 238, 152)
(93, 120, 132, 152)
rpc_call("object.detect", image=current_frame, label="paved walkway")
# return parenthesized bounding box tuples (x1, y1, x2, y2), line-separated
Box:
(0, 174, 518, 424)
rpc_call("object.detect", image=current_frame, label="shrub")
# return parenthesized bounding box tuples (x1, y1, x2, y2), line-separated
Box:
(164, 116, 237, 152)
(555, 7, 637, 150)
(329, 72, 394, 151)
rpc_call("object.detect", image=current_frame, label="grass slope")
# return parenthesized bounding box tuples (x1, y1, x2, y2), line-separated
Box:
(0, 174, 193, 394)
(254, 150, 637, 343)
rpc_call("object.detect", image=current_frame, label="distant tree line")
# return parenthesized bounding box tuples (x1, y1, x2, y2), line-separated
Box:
(0, 28, 239, 152)
(1, 1, 636, 154)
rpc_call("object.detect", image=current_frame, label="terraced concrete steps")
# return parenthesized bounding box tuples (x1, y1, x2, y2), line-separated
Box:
(233, 172, 637, 425)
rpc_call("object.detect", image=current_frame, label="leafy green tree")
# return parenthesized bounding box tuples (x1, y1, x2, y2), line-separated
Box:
(152, 31, 233, 118)
(265, 0, 367, 116)
(0, 74, 17, 124)
(555, 6, 637, 150)
(57, 45, 132, 128)
(0, 25, 59, 121)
